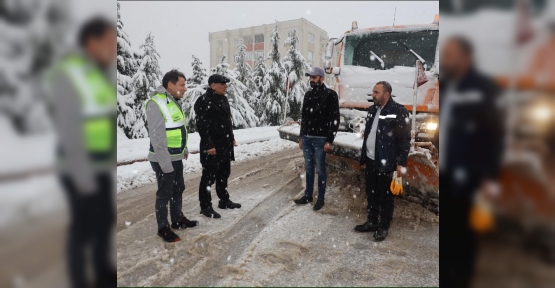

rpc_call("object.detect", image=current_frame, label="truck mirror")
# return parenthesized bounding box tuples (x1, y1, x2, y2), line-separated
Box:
(325, 60, 332, 73)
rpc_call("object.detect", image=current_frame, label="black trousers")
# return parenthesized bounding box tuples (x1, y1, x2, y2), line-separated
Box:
(59, 172, 114, 288)
(199, 160, 231, 210)
(365, 157, 395, 230)
(151, 161, 185, 229)
(440, 174, 477, 288)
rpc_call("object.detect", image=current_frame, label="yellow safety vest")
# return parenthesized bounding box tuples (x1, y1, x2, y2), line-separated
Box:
(144, 93, 188, 156)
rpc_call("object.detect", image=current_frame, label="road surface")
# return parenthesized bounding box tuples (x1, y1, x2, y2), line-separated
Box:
(116, 147, 439, 286)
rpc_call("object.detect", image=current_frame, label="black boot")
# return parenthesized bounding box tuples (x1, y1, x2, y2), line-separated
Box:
(218, 199, 242, 209)
(171, 213, 199, 229)
(200, 206, 221, 218)
(313, 199, 325, 211)
(157, 226, 180, 242)
(373, 228, 388, 241)
(294, 195, 313, 204)
(354, 220, 379, 232)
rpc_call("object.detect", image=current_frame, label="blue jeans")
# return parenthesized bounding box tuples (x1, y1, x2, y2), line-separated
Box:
(302, 136, 327, 200)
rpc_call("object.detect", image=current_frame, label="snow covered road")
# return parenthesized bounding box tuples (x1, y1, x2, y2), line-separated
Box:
(117, 148, 439, 286)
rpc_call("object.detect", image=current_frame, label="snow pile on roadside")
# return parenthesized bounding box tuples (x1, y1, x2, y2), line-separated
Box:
(278, 125, 364, 151)
(0, 116, 55, 176)
(117, 126, 281, 163)
(0, 174, 65, 229)
(117, 137, 296, 193)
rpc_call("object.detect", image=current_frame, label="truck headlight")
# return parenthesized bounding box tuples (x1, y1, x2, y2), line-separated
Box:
(530, 105, 551, 123)
(426, 122, 438, 130)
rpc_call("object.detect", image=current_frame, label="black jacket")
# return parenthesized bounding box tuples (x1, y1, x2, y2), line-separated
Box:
(359, 98, 411, 172)
(300, 84, 340, 143)
(440, 68, 503, 190)
(194, 88, 235, 165)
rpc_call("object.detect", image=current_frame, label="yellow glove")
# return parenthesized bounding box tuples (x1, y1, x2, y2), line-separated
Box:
(470, 192, 495, 233)
(390, 171, 404, 196)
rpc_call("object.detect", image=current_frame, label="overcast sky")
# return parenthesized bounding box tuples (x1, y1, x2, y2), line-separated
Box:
(118, 1, 438, 77)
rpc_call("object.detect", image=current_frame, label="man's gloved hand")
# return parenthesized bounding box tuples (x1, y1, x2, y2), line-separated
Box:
(390, 171, 404, 195)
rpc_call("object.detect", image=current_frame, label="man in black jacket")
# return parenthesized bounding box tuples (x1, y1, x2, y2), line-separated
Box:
(293, 67, 340, 211)
(440, 36, 504, 288)
(194, 74, 241, 219)
(355, 81, 411, 242)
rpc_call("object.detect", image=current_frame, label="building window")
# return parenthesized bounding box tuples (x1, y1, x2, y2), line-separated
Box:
(255, 34, 264, 43)
(308, 32, 315, 43)
(255, 50, 264, 59)
(217, 40, 223, 50)
(308, 51, 314, 61)
(234, 38, 240, 47)
(243, 36, 253, 46)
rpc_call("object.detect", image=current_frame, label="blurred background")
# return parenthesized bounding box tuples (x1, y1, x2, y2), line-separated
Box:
(0, 0, 114, 287)
(1, 0, 554, 287)
(441, 0, 555, 287)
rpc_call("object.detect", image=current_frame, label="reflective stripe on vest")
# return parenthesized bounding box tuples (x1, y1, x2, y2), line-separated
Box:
(145, 93, 188, 156)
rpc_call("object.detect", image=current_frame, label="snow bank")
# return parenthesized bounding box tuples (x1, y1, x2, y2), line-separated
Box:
(117, 133, 296, 193)
(0, 116, 55, 176)
(117, 126, 281, 163)
(278, 124, 364, 151)
(0, 174, 65, 229)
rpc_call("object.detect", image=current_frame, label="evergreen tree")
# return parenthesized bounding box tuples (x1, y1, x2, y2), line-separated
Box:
(131, 32, 162, 138)
(212, 55, 258, 129)
(250, 53, 267, 117)
(258, 23, 286, 126)
(189, 55, 207, 87)
(233, 38, 251, 84)
(282, 27, 311, 122)
(117, 2, 136, 77)
(116, 2, 139, 139)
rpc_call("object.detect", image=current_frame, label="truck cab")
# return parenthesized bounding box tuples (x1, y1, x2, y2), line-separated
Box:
(324, 16, 440, 147)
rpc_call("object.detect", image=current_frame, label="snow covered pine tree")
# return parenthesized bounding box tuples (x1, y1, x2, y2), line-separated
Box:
(131, 32, 163, 138)
(211, 55, 258, 129)
(234, 38, 256, 108)
(182, 55, 209, 133)
(282, 26, 312, 122)
(258, 23, 287, 126)
(189, 55, 207, 87)
(117, 2, 139, 139)
(248, 52, 267, 111)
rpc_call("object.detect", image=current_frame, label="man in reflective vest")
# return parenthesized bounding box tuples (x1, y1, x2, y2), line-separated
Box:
(45, 17, 116, 288)
(145, 69, 199, 243)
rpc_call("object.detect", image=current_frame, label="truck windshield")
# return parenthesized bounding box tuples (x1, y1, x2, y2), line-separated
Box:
(344, 30, 439, 70)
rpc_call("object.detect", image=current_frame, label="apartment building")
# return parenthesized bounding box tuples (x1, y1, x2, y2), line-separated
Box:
(209, 18, 334, 85)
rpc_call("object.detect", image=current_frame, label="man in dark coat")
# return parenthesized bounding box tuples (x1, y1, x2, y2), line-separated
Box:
(355, 81, 411, 242)
(293, 67, 340, 211)
(439, 36, 504, 288)
(194, 74, 241, 219)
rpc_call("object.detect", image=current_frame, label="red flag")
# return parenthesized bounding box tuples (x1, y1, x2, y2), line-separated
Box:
(285, 77, 293, 90)
(416, 60, 428, 88)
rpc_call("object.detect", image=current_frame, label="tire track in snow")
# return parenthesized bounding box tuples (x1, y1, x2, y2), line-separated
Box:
(117, 148, 304, 286)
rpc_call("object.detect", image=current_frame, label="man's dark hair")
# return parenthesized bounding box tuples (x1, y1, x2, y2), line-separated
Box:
(448, 35, 474, 56)
(78, 16, 115, 47)
(162, 69, 186, 89)
(376, 81, 392, 95)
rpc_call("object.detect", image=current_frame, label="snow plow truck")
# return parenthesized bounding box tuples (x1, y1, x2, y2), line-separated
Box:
(279, 15, 440, 213)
